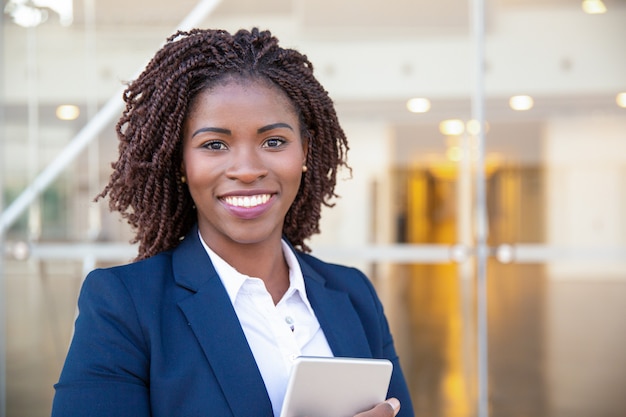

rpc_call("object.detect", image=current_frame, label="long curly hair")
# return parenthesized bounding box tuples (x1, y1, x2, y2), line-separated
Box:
(98, 28, 350, 260)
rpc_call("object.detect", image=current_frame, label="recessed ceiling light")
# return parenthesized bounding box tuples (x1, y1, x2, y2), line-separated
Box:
(466, 119, 486, 136)
(509, 95, 534, 111)
(439, 119, 465, 136)
(56, 105, 80, 121)
(5, 3, 48, 27)
(406, 98, 431, 113)
(582, 0, 607, 14)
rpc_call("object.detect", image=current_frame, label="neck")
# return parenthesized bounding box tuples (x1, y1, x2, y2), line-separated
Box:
(208, 237, 290, 304)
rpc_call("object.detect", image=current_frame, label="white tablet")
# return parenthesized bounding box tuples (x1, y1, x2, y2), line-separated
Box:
(279, 356, 393, 417)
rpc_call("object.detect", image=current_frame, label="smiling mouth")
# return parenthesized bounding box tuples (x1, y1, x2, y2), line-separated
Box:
(221, 194, 272, 208)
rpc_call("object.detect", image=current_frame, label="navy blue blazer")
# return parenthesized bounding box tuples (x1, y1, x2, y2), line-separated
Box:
(52, 227, 414, 417)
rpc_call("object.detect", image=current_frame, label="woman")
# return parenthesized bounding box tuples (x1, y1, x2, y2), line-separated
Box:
(52, 28, 413, 417)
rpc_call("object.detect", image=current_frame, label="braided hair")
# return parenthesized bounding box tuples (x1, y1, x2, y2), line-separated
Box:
(99, 28, 350, 260)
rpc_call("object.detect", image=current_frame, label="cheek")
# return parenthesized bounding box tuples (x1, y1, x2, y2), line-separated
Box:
(182, 155, 216, 189)
(279, 156, 305, 179)
(282, 162, 305, 196)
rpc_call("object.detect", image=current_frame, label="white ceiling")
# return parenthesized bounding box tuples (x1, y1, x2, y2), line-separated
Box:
(3, 0, 626, 125)
(65, 0, 626, 31)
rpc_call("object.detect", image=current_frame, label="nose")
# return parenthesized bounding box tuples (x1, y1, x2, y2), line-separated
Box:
(225, 147, 268, 183)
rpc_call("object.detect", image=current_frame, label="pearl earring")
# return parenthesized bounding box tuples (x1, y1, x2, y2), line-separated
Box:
(302, 165, 308, 173)
(181, 175, 187, 184)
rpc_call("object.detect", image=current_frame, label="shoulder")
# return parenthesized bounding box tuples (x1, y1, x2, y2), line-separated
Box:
(88, 251, 174, 283)
(80, 251, 177, 309)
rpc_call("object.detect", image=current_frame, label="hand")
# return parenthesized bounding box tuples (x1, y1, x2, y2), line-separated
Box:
(354, 398, 401, 417)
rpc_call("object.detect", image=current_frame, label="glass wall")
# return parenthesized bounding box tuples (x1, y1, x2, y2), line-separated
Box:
(2, 1, 625, 416)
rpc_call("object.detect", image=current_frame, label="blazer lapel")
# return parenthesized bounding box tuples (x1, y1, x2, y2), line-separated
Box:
(299, 257, 373, 358)
(173, 228, 273, 417)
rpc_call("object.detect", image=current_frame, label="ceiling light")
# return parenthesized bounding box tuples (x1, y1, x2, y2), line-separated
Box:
(4, 3, 48, 27)
(466, 119, 490, 135)
(616, 92, 626, 108)
(4, 0, 73, 27)
(406, 98, 431, 113)
(509, 95, 534, 111)
(56, 105, 80, 121)
(439, 119, 465, 136)
(582, 0, 607, 14)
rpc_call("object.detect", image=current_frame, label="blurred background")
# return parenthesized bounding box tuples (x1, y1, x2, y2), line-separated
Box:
(1, 0, 625, 416)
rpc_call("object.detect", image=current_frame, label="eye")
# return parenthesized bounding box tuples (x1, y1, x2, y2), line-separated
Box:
(202, 140, 228, 151)
(263, 137, 286, 149)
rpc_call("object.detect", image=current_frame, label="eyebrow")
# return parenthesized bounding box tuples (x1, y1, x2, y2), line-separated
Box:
(191, 122, 294, 138)
(191, 127, 230, 138)
(257, 123, 294, 133)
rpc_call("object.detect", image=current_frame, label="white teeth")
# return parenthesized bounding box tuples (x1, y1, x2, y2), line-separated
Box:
(223, 194, 271, 208)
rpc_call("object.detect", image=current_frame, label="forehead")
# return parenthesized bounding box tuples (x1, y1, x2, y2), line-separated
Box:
(189, 76, 298, 116)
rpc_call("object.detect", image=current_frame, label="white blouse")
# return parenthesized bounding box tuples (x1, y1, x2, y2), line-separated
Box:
(199, 234, 334, 417)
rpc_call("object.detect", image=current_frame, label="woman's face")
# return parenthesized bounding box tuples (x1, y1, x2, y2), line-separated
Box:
(182, 78, 307, 253)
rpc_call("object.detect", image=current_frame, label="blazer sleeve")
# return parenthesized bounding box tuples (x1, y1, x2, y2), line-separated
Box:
(51, 268, 151, 417)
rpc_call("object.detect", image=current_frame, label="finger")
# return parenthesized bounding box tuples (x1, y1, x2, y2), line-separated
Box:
(385, 398, 401, 416)
(354, 398, 401, 417)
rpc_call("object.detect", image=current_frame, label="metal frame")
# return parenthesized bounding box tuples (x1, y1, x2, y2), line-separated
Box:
(470, 0, 489, 416)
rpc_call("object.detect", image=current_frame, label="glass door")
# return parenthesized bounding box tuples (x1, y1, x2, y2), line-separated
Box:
(310, 4, 626, 417)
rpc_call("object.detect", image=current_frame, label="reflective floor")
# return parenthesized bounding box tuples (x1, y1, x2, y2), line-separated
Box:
(4, 258, 626, 417)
